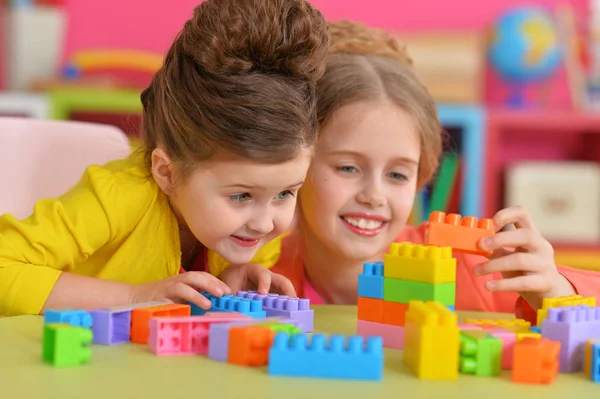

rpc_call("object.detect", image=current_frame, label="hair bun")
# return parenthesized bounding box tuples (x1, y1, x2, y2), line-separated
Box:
(328, 20, 412, 66)
(179, 0, 329, 82)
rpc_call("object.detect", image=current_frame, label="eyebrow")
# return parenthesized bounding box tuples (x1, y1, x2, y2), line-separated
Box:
(328, 150, 419, 165)
(223, 180, 305, 190)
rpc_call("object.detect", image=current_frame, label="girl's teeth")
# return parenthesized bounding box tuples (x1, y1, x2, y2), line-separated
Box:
(343, 217, 383, 230)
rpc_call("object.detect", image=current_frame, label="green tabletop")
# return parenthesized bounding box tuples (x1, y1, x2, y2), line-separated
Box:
(0, 306, 596, 398)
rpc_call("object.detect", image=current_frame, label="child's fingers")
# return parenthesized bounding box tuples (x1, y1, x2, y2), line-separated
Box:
(253, 270, 272, 295)
(485, 274, 551, 294)
(474, 252, 540, 276)
(493, 205, 536, 232)
(270, 274, 296, 297)
(480, 229, 548, 253)
(170, 283, 214, 309)
(182, 272, 231, 297)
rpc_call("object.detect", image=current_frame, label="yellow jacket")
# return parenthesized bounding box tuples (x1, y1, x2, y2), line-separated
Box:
(0, 153, 280, 316)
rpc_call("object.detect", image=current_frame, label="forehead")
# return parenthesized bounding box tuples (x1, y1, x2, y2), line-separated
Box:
(319, 100, 420, 156)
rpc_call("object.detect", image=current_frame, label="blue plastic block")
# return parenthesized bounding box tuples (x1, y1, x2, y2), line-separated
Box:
(529, 326, 542, 334)
(358, 262, 384, 299)
(190, 293, 266, 318)
(268, 333, 383, 380)
(592, 343, 600, 383)
(447, 305, 455, 312)
(44, 309, 93, 328)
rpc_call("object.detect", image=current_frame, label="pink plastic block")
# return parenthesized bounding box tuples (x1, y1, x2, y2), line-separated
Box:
(490, 330, 516, 370)
(458, 323, 483, 330)
(357, 320, 404, 350)
(204, 312, 253, 320)
(148, 315, 250, 356)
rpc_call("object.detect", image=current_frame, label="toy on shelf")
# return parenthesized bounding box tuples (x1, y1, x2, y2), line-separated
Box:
(63, 49, 163, 80)
(512, 337, 560, 384)
(403, 300, 459, 380)
(268, 333, 384, 381)
(541, 305, 600, 372)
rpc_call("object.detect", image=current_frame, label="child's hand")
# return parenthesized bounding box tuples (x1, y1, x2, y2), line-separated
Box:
(129, 272, 231, 310)
(219, 263, 297, 297)
(474, 205, 576, 309)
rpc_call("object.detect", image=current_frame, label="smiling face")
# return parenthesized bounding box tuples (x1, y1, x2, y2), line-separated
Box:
(299, 99, 420, 261)
(153, 148, 312, 265)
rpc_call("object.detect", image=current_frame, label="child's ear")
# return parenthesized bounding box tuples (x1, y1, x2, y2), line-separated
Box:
(151, 148, 176, 194)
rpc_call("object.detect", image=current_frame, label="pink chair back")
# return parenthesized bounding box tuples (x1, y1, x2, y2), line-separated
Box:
(0, 117, 131, 219)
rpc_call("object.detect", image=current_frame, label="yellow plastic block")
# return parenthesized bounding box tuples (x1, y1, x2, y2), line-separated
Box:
(585, 339, 600, 378)
(403, 300, 459, 380)
(384, 243, 456, 284)
(537, 295, 597, 326)
(516, 332, 541, 342)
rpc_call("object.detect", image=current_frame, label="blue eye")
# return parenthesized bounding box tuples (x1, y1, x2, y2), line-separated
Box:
(230, 193, 252, 202)
(389, 172, 408, 181)
(275, 190, 294, 201)
(337, 165, 357, 174)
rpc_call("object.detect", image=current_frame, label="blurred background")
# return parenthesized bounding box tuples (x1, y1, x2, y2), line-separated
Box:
(1, 0, 600, 270)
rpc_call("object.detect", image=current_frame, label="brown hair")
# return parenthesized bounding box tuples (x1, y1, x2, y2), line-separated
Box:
(318, 20, 442, 187)
(140, 0, 329, 175)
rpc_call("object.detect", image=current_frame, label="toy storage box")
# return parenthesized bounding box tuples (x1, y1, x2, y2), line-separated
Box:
(505, 162, 600, 244)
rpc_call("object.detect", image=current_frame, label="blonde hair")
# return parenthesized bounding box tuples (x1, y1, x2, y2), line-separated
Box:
(317, 20, 442, 187)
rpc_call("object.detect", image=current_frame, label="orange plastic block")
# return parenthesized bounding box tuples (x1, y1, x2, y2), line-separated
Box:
(382, 301, 408, 326)
(131, 304, 190, 344)
(357, 297, 383, 323)
(425, 211, 494, 256)
(228, 325, 276, 366)
(512, 337, 560, 384)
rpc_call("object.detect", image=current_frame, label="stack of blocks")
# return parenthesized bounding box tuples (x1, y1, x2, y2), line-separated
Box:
(357, 242, 457, 349)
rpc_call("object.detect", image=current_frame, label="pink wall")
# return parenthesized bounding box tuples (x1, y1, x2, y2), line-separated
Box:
(62, 0, 589, 106)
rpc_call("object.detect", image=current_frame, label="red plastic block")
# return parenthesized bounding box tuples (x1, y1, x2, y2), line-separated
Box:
(131, 304, 190, 344)
(425, 211, 494, 256)
(512, 337, 560, 384)
(357, 297, 382, 323)
(148, 315, 250, 356)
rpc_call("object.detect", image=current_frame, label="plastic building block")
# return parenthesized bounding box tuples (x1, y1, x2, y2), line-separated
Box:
(268, 333, 383, 381)
(357, 320, 404, 350)
(148, 315, 244, 356)
(357, 297, 383, 322)
(106, 301, 171, 312)
(236, 291, 314, 332)
(458, 323, 483, 331)
(516, 332, 541, 341)
(490, 330, 516, 370)
(382, 301, 408, 326)
(384, 242, 456, 284)
(228, 325, 276, 366)
(384, 279, 455, 306)
(358, 262, 384, 299)
(465, 318, 530, 330)
(584, 339, 600, 383)
(529, 326, 542, 334)
(459, 330, 502, 376)
(403, 301, 459, 380)
(542, 305, 600, 372)
(131, 304, 190, 344)
(89, 308, 131, 345)
(536, 295, 596, 326)
(42, 324, 93, 367)
(512, 337, 560, 384)
(191, 293, 266, 318)
(208, 317, 294, 362)
(425, 211, 494, 256)
(44, 309, 93, 328)
(447, 305, 455, 311)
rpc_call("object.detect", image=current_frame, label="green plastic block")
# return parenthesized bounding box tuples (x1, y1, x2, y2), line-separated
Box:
(42, 324, 93, 367)
(257, 322, 302, 335)
(459, 330, 502, 376)
(383, 278, 455, 305)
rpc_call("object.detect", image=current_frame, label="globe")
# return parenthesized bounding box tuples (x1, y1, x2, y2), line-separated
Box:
(488, 6, 562, 84)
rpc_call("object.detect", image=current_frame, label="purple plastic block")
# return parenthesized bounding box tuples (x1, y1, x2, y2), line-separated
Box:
(207, 316, 299, 362)
(237, 291, 314, 332)
(89, 309, 131, 345)
(542, 305, 600, 373)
